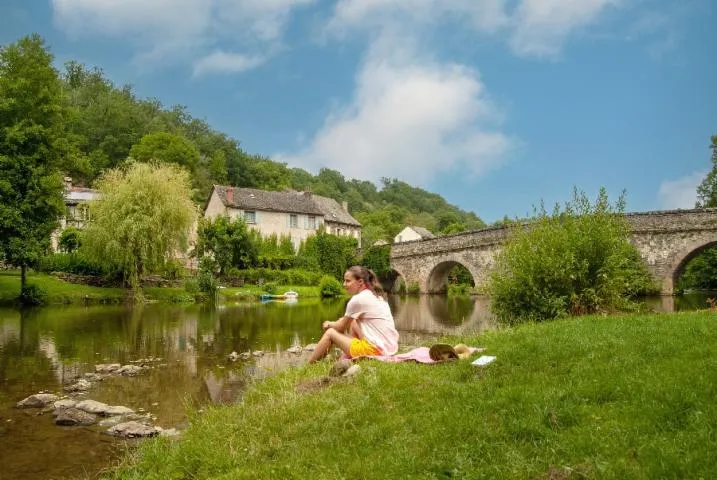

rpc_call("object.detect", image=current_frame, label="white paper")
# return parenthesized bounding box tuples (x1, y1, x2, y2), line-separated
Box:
(471, 355, 496, 366)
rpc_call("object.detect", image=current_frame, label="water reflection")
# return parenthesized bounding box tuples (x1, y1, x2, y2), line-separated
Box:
(0, 292, 713, 479)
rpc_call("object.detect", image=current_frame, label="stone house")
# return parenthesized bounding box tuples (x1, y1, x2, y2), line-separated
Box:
(51, 177, 101, 251)
(394, 225, 435, 244)
(203, 186, 362, 250)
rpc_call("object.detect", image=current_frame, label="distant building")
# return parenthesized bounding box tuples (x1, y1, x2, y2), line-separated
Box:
(51, 177, 101, 251)
(372, 239, 389, 247)
(203, 186, 362, 250)
(394, 226, 435, 244)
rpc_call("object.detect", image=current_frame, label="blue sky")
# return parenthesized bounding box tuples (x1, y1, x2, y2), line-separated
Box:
(1, 0, 715, 223)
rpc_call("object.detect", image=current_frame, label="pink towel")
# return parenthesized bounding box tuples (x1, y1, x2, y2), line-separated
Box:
(344, 346, 480, 364)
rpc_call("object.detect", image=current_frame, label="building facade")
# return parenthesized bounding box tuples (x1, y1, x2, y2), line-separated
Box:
(394, 226, 435, 244)
(204, 186, 362, 249)
(51, 177, 101, 251)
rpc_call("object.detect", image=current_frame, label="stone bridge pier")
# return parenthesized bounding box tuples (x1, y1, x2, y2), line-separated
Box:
(390, 208, 717, 296)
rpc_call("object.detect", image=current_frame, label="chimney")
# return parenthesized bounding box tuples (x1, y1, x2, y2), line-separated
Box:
(303, 191, 312, 198)
(341, 201, 348, 212)
(63, 176, 72, 192)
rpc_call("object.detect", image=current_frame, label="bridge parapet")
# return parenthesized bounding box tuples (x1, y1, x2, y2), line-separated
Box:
(390, 208, 717, 295)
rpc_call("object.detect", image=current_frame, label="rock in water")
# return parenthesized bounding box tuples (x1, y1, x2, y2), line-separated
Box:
(16, 394, 59, 408)
(75, 399, 110, 415)
(95, 364, 121, 374)
(107, 421, 159, 438)
(55, 408, 96, 426)
(64, 379, 92, 393)
(106, 405, 134, 416)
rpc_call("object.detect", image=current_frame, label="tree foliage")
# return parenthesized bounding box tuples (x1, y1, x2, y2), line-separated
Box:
(129, 132, 200, 170)
(0, 34, 66, 294)
(81, 162, 197, 292)
(696, 135, 717, 208)
(677, 246, 717, 291)
(490, 188, 655, 324)
(195, 215, 259, 275)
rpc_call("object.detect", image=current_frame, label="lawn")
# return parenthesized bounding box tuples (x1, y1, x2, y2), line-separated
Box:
(109, 310, 717, 479)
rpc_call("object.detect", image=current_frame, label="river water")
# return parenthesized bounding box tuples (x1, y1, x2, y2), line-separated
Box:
(0, 293, 712, 479)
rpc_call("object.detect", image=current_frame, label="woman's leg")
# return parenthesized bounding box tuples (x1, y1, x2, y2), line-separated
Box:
(308, 328, 353, 363)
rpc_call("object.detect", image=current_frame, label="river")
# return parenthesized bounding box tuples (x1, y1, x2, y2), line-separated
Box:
(0, 293, 712, 479)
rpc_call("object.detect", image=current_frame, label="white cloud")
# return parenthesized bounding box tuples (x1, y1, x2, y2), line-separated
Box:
(192, 51, 266, 77)
(509, 0, 621, 57)
(52, 0, 212, 39)
(328, 0, 510, 35)
(328, 0, 622, 59)
(658, 171, 706, 210)
(51, 0, 316, 72)
(279, 53, 515, 185)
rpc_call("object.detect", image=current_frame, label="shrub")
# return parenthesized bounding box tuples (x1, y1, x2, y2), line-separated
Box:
(59, 227, 82, 253)
(489, 187, 655, 324)
(184, 278, 199, 295)
(319, 276, 343, 298)
(19, 284, 47, 306)
(407, 282, 421, 295)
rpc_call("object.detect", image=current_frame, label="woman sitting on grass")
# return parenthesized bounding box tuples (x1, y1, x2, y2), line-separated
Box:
(308, 266, 399, 363)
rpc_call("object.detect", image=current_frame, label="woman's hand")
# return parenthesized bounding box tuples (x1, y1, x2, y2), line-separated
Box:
(322, 321, 334, 330)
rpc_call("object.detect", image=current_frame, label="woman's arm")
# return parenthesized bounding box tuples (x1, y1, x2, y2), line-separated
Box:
(323, 315, 353, 332)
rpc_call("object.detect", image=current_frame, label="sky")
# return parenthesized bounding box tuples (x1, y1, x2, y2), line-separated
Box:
(1, 0, 715, 223)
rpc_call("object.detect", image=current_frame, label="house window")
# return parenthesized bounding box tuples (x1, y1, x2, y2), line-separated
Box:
(308, 216, 316, 229)
(290, 214, 298, 228)
(244, 211, 256, 224)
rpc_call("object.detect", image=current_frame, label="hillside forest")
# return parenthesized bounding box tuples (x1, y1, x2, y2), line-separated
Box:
(56, 61, 484, 247)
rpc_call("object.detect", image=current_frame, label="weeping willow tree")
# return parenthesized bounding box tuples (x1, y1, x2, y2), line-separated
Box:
(82, 161, 197, 298)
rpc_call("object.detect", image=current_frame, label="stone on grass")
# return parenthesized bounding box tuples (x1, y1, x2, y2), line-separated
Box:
(343, 364, 362, 377)
(328, 359, 353, 377)
(16, 394, 59, 408)
(304, 343, 317, 351)
(286, 346, 303, 354)
(55, 408, 96, 426)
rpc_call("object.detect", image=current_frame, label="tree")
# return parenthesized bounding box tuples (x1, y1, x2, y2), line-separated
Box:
(195, 215, 259, 275)
(0, 35, 66, 295)
(696, 135, 717, 208)
(129, 132, 200, 170)
(490, 188, 655, 323)
(81, 162, 197, 295)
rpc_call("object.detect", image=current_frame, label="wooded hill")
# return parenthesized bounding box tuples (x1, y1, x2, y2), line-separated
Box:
(58, 61, 485, 246)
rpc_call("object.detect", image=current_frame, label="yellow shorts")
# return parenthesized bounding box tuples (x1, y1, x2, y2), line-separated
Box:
(349, 338, 381, 357)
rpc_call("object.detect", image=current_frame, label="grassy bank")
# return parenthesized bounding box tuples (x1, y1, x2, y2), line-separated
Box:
(0, 270, 127, 304)
(0, 270, 327, 305)
(109, 311, 717, 479)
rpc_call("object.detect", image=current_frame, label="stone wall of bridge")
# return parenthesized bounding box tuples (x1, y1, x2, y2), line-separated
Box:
(390, 208, 717, 295)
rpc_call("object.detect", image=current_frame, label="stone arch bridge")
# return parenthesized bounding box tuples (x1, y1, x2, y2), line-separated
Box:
(389, 208, 717, 296)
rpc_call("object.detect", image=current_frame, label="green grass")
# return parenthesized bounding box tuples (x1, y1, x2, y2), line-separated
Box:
(0, 270, 198, 305)
(0, 270, 126, 304)
(109, 311, 717, 479)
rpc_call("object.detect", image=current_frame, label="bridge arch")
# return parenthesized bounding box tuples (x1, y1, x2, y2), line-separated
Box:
(661, 235, 717, 295)
(381, 267, 407, 293)
(426, 257, 479, 294)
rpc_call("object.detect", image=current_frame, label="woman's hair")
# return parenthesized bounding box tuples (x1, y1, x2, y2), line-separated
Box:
(346, 265, 385, 298)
